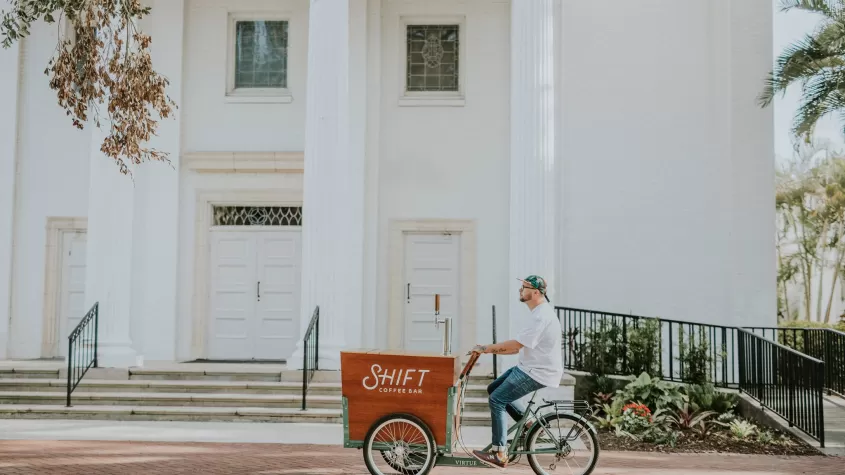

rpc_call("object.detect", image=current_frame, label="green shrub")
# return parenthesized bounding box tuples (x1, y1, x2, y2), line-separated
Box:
(683, 383, 738, 415)
(626, 318, 661, 377)
(676, 326, 712, 385)
(583, 320, 624, 375)
(614, 372, 687, 413)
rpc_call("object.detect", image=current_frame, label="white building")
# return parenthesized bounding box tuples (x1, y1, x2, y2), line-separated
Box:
(0, 0, 776, 371)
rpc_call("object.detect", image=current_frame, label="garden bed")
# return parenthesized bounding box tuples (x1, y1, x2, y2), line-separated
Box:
(583, 372, 823, 456)
(597, 426, 820, 456)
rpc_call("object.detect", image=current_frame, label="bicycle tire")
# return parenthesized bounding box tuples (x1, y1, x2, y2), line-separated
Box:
(525, 411, 600, 475)
(363, 413, 436, 475)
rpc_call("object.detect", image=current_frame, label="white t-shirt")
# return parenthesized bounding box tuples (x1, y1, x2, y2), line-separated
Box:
(515, 302, 563, 388)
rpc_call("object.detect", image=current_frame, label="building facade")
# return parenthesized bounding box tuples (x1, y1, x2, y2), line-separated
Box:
(0, 0, 776, 370)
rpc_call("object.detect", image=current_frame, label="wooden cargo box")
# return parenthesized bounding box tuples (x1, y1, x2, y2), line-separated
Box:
(340, 349, 461, 447)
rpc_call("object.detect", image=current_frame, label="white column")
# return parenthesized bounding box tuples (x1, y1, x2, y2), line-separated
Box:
(130, 0, 184, 362)
(291, 0, 365, 371)
(363, 0, 381, 348)
(84, 22, 138, 367)
(85, 126, 137, 368)
(0, 0, 21, 359)
(508, 0, 557, 365)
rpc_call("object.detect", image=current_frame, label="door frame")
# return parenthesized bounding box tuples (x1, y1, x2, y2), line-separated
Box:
(40, 217, 87, 358)
(191, 189, 303, 360)
(387, 219, 477, 355)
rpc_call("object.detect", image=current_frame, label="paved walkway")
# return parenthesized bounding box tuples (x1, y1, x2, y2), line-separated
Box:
(0, 440, 840, 475)
(823, 396, 845, 451)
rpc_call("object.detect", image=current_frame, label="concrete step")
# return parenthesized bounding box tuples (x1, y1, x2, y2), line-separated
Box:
(128, 369, 290, 382)
(0, 391, 342, 409)
(0, 378, 341, 395)
(0, 404, 342, 423)
(0, 369, 60, 379)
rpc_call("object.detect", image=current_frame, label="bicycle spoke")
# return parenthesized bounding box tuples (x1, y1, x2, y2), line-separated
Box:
(364, 417, 434, 475)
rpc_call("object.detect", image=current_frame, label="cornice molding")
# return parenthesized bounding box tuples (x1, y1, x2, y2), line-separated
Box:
(182, 151, 304, 173)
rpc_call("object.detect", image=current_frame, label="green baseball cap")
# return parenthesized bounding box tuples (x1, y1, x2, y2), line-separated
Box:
(518, 275, 549, 302)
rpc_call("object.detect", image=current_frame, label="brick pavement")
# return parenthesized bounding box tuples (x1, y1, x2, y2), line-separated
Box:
(0, 440, 842, 474)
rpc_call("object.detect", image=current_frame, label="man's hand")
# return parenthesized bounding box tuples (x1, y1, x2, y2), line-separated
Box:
(470, 344, 488, 355)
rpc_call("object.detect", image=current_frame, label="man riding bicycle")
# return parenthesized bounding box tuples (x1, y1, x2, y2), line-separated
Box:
(469, 275, 563, 468)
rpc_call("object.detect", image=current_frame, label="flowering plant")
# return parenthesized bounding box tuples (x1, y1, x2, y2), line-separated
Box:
(620, 402, 652, 434)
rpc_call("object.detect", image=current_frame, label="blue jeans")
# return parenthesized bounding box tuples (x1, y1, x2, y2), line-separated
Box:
(486, 366, 545, 451)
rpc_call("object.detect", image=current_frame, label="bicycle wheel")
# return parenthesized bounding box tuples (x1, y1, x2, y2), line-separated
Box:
(525, 412, 599, 475)
(363, 413, 436, 475)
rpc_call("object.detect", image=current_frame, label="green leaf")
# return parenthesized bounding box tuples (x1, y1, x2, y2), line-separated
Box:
(779, 0, 842, 17)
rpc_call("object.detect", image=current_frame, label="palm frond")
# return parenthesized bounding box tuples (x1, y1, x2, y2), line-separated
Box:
(779, 0, 843, 17)
(793, 70, 845, 139)
(759, 32, 844, 106)
(816, 20, 845, 51)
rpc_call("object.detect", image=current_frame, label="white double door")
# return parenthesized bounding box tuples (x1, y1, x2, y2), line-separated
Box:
(208, 230, 302, 361)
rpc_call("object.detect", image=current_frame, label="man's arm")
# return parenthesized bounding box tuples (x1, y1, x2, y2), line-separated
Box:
(472, 340, 523, 355)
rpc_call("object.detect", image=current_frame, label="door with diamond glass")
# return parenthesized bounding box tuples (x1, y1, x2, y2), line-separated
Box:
(208, 230, 302, 361)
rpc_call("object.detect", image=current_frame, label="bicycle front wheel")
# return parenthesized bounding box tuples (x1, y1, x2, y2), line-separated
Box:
(363, 413, 436, 475)
(525, 412, 599, 475)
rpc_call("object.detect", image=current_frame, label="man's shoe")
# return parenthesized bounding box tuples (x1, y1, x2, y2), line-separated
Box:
(471, 449, 507, 469)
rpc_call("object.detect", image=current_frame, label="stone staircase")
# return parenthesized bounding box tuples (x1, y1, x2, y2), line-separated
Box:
(0, 362, 573, 426)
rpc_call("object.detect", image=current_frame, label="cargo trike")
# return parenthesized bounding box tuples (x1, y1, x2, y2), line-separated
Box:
(340, 349, 600, 475)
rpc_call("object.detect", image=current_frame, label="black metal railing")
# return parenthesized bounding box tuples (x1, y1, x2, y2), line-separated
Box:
(301, 306, 319, 410)
(737, 329, 826, 446)
(557, 307, 739, 388)
(746, 326, 845, 397)
(66, 302, 99, 407)
(492, 305, 498, 379)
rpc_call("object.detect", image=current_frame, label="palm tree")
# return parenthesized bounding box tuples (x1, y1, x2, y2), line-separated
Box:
(759, 1, 845, 143)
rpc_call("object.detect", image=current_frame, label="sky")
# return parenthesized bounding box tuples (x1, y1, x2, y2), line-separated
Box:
(773, 0, 845, 162)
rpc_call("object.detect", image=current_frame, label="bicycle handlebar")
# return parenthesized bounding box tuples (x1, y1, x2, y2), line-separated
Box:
(459, 351, 480, 380)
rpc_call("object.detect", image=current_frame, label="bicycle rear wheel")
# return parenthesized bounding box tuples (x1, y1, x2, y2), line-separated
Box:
(525, 412, 599, 475)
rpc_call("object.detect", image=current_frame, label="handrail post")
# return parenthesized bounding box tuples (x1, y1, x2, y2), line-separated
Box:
(93, 303, 99, 368)
(824, 330, 831, 395)
(819, 360, 826, 448)
(492, 305, 497, 379)
(315, 307, 319, 371)
(787, 351, 794, 427)
(66, 336, 72, 407)
(756, 336, 763, 402)
(302, 340, 308, 411)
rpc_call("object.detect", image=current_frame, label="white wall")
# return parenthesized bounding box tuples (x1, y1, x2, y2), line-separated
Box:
(8, 19, 90, 358)
(375, 0, 511, 351)
(183, 0, 309, 153)
(557, 0, 775, 327)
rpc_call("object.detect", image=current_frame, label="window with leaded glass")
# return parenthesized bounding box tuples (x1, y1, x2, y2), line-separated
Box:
(233, 20, 288, 89)
(213, 206, 302, 227)
(406, 25, 459, 93)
